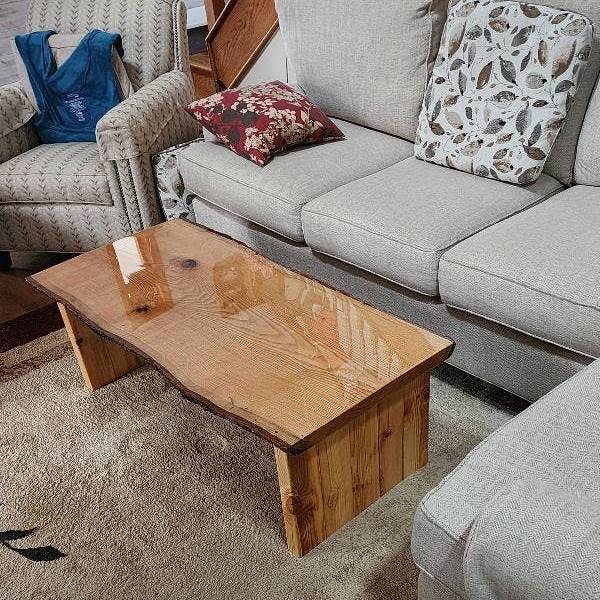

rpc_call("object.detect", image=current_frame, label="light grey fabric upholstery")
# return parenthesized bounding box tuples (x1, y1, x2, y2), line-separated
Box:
(439, 186, 600, 358)
(419, 572, 462, 600)
(464, 480, 600, 600)
(0, 143, 113, 205)
(275, 0, 448, 142)
(0, 0, 199, 253)
(192, 196, 592, 401)
(302, 157, 562, 296)
(576, 77, 600, 186)
(26, 0, 189, 89)
(412, 358, 600, 598)
(178, 119, 413, 242)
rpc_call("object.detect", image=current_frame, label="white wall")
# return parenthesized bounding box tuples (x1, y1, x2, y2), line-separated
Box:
(183, 0, 207, 28)
(240, 29, 290, 86)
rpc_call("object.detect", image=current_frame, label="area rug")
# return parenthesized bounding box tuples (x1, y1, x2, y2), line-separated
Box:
(0, 330, 523, 600)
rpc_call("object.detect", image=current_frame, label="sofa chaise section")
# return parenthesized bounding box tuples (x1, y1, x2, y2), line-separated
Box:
(178, 119, 413, 242)
(439, 186, 600, 358)
(412, 358, 600, 599)
(301, 157, 562, 297)
(463, 479, 600, 600)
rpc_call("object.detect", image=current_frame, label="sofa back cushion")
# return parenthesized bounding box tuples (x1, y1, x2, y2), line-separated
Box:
(275, 0, 448, 143)
(575, 77, 600, 185)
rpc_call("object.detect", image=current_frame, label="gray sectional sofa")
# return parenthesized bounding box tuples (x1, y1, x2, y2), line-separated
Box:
(177, 1, 600, 597)
(179, 0, 600, 402)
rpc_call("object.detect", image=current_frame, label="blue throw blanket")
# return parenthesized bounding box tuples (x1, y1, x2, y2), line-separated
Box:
(14, 30, 124, 143)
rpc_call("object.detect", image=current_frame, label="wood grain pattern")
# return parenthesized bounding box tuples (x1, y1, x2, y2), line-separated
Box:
(204, 0, 225, 29)
(190, 51, 218, 98)
(29, 220, 453, 452)
(206, 0, 278, 88)
(58, 304, 143, 391)
(275, 374, 430, 557)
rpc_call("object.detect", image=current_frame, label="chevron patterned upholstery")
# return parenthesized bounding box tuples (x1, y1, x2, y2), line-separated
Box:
(0, 84, 39, 164)
(0, 143, 113, 206)
(97, 70, 197, 161)
(26, 0, 188, 90)
(0, 0, 199, 253)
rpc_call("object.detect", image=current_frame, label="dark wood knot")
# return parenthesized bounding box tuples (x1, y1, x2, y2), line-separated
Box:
(181, 258, 197, 269)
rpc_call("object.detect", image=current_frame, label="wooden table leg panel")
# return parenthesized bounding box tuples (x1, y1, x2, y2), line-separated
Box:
(275, 373, 430, 557)
(58, 303, 143, 391)
(402, 373, 430, 478)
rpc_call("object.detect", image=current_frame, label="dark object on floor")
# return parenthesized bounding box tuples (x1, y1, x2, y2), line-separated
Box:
(0, 528, 66, 562)
(0, 251, 11, 271)
(188, 26, 208, 54)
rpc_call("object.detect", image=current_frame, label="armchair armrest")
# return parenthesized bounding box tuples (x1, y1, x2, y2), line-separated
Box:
(0, 83, 36, 138)
(0, 83, 38, 164)
(464, 480, 600, 600)
(96, 70, 199, 161)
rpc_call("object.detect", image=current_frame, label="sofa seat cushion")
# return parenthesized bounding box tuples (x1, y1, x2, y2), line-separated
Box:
(301, 157, 561, 296)
(412, 358, 600, 598)
(0, 142, 113, 205)
(178, 118, 413, 242)
(439, 186, 600, 357)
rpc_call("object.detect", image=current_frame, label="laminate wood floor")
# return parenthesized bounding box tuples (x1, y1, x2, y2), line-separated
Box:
(0, 253, 68, 350)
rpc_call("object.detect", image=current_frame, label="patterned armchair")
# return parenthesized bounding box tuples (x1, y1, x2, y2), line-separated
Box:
(0, 0, 200, 255)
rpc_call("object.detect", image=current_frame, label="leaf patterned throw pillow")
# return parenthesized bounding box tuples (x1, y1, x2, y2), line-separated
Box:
(415, 1, 593, 185)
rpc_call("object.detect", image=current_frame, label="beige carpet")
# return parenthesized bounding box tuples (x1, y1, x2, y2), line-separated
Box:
(0, 330, 519, 600)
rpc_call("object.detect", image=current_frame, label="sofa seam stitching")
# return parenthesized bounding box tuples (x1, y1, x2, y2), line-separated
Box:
(441, 257, 600, 312)
(307, 245, 439, 297)
(303, 209, 444, 253)
(415, 565, 464, 599)
(443, 301, 596, 360)
(193, 194, 305, 241)
(304, 190, 556, 255)
(181, 150, 406, 210)
(181, 155, 309, 206)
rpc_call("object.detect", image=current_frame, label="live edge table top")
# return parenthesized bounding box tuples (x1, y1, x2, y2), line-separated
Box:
(29, 220, 454, 454)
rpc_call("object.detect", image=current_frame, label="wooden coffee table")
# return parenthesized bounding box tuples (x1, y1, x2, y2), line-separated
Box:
(29, 220, 453, 557)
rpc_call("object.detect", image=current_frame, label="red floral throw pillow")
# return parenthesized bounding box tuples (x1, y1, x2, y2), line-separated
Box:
(185, 81, 344, 166)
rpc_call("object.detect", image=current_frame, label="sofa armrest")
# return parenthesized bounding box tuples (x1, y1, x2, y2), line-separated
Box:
(464, 480, 600, 600)
(0, 83, 38, 164)
(96, 70, 200, 161)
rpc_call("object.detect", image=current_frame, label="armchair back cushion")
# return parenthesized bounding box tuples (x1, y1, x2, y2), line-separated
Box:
(275, 0, 448, 143)
(26, 0, 188, 90)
